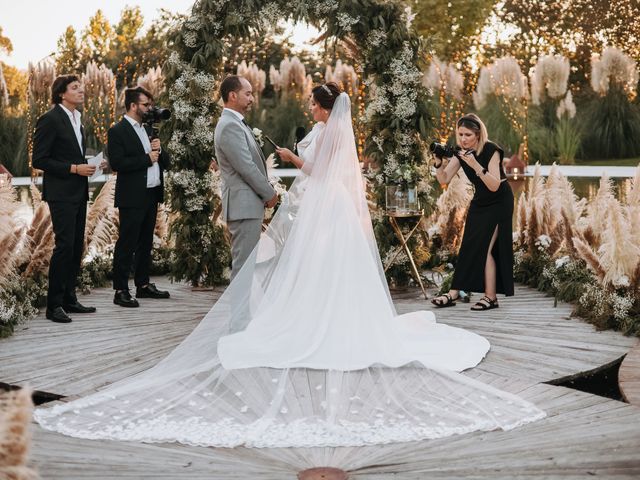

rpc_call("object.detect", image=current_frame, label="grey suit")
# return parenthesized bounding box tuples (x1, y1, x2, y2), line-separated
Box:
(214, 109, 275, 280)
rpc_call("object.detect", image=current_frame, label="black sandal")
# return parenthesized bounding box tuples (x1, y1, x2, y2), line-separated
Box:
(431, 293, 460, 308)
(470, 296, 499, 311)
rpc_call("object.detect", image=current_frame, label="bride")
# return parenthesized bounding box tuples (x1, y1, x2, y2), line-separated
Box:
(35, 82, 544, 449)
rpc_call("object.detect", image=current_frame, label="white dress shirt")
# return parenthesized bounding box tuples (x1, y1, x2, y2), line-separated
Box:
(59, 104, 83, 152)
(124, 115, 161, 188)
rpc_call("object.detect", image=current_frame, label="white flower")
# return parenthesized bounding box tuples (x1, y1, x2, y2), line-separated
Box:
(252, 127, 264, 147)
(182, 30, 198, 48)
(336, 13, 360, 32)
(367, 29, 387, 48)
(427, 225, 440, 237)
(535, 234, 551, 249)
(611, 292, 634, 320)
(555, 255, 570, 268)
(403, 6, 416, 29)
(613, 275, 630, 288)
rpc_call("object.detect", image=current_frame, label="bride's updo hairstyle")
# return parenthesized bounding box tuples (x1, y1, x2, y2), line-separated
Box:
(311, 82, 342, 110)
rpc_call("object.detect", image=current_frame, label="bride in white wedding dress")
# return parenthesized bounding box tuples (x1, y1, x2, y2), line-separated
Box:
(35, 83, 544, 449)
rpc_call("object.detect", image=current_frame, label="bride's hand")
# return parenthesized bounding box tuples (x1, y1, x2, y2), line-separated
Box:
(275, 147, 294, 162)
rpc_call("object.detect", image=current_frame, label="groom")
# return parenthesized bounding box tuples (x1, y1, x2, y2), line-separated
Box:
(214, 75, 277, 280)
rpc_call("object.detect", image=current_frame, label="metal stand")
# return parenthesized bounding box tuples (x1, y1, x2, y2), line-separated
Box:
(384, 211, 428, 300)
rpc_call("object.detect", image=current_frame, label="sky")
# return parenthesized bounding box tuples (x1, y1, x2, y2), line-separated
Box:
(0, 0, 195, 69)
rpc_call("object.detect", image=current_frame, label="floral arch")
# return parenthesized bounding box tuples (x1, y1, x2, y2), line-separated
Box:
(164, 0, 433, 286)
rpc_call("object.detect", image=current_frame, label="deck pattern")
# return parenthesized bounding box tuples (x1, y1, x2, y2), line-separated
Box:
(0, 278, 638, 478)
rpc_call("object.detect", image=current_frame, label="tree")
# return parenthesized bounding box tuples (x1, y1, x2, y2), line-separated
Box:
(81, 10, 115, 66)
(411, 0, 496, 62)
(0, 26, 13, 56)
(112, 6, 144, 53)
(107, 8, 183, 88)
(0, 62, 27, 110)
(55, 26, 81, 74)
(493, 0, 640, 89)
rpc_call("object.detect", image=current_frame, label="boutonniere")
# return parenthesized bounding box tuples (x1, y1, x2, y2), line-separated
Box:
(252, 127, 264, 147)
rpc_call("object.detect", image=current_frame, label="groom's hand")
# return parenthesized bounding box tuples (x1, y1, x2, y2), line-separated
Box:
(265, 193, 278, 208)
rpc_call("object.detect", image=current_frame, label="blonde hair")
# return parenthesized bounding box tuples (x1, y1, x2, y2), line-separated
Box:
(456, 113, 488, 154)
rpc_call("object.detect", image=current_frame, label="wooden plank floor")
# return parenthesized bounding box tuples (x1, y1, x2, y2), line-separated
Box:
(620, 343, 640, 406)
(28, 381, 640, 479)
(1, 278, 639, 478)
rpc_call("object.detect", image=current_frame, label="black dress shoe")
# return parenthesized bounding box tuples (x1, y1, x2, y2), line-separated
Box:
(136, 283, 170, 299)
(114, 290, 140, 308)
(46, 307, 72, 323)
(63, 301, 96, 313)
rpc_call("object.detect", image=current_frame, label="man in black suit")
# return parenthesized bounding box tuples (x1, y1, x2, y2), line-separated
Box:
(32, 74, 97, 323)
(108, 86, 171, 308)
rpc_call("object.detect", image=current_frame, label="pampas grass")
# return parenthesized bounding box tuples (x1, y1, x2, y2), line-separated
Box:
(598, 197, 640, 287)
(0, 388, 38, 480)
(23, 228, 53, 279)
(429, 172, 471, 253)
(584, 174, 615, 245)
(531, 54, 570, 105)
(20, 186, 52, 279)
(84, 178, 118, 257)
(0, 180, 27, 289)
(515, 161, 640, 329)
(573, 236, 606, 282)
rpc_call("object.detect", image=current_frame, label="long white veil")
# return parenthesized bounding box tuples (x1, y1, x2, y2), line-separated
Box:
(35, 93, 544, 450)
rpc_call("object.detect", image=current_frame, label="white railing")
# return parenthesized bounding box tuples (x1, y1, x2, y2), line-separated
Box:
(9, 164, 638, 187)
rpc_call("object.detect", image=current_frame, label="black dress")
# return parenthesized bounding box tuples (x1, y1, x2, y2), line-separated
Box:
(451, 141, 514, 296)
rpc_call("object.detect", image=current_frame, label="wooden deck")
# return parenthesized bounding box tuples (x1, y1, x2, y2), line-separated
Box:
(620, 343, 640, 406)
(2, 278, 639, 478)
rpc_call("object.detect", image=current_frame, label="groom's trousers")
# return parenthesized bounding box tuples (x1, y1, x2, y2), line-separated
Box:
(227, 218, 262, 331)
(227, 218, 262, 281)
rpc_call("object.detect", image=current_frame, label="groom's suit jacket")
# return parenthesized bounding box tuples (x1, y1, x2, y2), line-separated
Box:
(214, 109, 275, 222)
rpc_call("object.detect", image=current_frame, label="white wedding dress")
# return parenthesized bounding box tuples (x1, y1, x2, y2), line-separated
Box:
(35, 93, 544, 448)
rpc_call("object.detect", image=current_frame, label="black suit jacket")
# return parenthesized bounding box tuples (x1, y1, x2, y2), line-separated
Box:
(32, 104, 88, 203)
(107, 118, 171, 208)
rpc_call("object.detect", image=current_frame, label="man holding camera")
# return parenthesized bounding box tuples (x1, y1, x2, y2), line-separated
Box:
(108, 86, 171, 308)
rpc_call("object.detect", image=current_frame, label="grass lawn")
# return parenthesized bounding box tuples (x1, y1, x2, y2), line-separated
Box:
(575, 157, 640, 167)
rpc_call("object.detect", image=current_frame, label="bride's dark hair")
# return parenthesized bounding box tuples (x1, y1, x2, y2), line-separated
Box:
(311, 82, 342, 110)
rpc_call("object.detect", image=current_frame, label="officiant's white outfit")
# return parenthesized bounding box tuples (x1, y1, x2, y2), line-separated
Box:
(35, 93, 544, 450)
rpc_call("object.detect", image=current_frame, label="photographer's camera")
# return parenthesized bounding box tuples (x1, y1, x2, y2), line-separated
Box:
(429, 142, 460, 159)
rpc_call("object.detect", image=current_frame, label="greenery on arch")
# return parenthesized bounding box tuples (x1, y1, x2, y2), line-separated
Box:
(164, 0, 434, 287)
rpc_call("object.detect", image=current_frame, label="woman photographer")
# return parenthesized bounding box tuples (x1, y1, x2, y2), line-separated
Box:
(431, 114, 514, 310)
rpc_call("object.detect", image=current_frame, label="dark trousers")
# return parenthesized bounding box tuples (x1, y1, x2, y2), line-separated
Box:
(112, 187, 160, 291)
(47, 201, 87, 309)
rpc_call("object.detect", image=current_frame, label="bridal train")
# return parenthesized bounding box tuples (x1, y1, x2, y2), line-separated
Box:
(35, 92, 545, 448)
